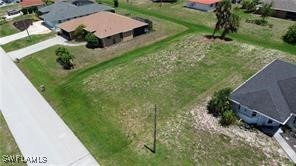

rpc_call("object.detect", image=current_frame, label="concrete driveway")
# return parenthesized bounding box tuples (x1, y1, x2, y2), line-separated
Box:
(7, 36, 85, 60)
(0, 47, 99, 165)
(0, 21, 51, 45)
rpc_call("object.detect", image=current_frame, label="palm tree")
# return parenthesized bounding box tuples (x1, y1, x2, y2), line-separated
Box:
(212, 0, 232, 37)
(220, 13, 240, 39)
(212, 0, 240, 39)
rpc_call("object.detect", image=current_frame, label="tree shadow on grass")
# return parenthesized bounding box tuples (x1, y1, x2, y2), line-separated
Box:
(204, 35, 233, 42)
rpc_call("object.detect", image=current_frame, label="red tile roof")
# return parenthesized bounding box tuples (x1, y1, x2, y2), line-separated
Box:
(58, 12, 148, 39)
(21, 0, 44, 8)
(188, 0, 220, 5)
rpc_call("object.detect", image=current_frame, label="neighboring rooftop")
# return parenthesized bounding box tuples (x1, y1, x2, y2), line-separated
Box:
(188, 0, 220, 5)
(21, 0, 44, 8)
(58, 12, 148, 38)
(230, 60, 296, 124)
(261, 0, 296, 13)
(39, 0, 114, 25)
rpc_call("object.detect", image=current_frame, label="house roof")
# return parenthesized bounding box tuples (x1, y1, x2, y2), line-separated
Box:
(260, 0, 296, 13)
(21, 0, 44, 8)
(188, 0, 220, 5)
(58, 12, 148, 39)
(230, 60, 296, 124)
(39, 0, 114, 24)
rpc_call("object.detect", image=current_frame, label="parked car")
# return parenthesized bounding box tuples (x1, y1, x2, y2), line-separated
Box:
(7, 9, 20, 16)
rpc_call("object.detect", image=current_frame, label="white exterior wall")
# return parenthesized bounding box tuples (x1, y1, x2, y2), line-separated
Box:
(287, 115, 296, 128)
(186, 2, 217, 12)
(233, 102, 281, 127)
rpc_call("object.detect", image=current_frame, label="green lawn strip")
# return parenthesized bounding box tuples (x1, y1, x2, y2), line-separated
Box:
(2, 33, 55, 52)
(0, 113, 25, 166)
(0, 22, 19, 37)
(102, 0, 296, 55)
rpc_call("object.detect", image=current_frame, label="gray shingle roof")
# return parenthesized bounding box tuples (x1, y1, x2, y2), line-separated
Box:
(261, 0, 296, 13)
(230, 60, 296, 124)
(39, 0, 114, 24)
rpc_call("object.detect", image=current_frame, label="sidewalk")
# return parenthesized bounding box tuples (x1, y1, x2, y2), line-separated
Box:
(0, 21, 51, 45)
(7, 36, 85, 60)
(274, 129, 296, 163)
(0, 47, 99, 165)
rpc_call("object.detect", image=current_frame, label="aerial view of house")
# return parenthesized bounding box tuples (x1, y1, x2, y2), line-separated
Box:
(58, 12, 148, 47)
(1, 0, 296, 165)
(185, 0, 220, 11)
(20, 0, 44, 9)
(230, 60, 296, 131)
(38, 0, 114, 28)
(260, 0, 296, 20)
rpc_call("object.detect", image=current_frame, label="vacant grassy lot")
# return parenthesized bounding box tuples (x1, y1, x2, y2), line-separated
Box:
(0, 113, 25, 166)
(16, 2, 296, 165)
(2, 33, 55, 52)
(19, 34, 295, 165)
(101, 0, 296, 55)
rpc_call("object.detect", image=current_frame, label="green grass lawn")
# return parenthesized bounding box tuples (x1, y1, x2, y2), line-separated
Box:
(16, 2, 296, 165)
(0, 3, 21, 16)
(101, 0, 296, 55)
(18, 34, 295, 165)
(0, 113, 25, 166)
(2, 33, 55, 52)
(0, 14, 40, 37)
(0, 22, 19, 37)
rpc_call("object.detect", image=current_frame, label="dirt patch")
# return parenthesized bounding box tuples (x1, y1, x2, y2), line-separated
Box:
(13, 19, 33, 31)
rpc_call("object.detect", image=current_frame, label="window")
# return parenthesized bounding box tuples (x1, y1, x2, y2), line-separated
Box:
(251, 111, 257, 117)
(267, 119, 272, 124)
(293, 117, 296, 124)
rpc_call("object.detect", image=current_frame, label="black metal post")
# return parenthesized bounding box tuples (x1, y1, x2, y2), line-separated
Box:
(153, 104, 157, 153)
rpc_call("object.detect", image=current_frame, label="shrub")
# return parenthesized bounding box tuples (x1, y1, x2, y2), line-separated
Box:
(220, 110, 237, 126)
(114, 0, 119, 7)
(207, 88, 232, 117)
(241, 0, 257, 12)
(72, 24, 86, 41)
(245, 19, 268, 26)
(133, 17, 153, 31)
(259, 3, 273, 21)
(85, 33, 99, 48)
(55, 47, 74, 69)
(283, 24, 296, 45)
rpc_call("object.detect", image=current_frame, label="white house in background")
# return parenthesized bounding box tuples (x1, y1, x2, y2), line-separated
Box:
(230, 60, 296, 130)
(185, 0, 220, 12)
(260, 0, 296, 20)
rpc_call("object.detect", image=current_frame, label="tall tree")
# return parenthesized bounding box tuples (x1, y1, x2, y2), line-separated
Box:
(212, 0, 240, 39)
(212, 0, 232, 37)
(220, 13, 240, 39)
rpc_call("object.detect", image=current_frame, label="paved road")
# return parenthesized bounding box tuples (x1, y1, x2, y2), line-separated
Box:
(274, 129, 296, 163)
(0, 47, 99, 166)
(7, 36, 85, 60)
